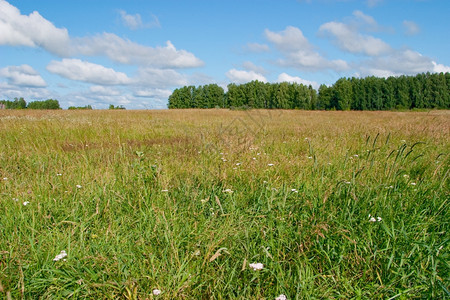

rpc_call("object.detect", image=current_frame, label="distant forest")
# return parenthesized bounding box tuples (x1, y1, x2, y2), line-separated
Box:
(0, 98, 61, 109)
(168, 72, 450, 110)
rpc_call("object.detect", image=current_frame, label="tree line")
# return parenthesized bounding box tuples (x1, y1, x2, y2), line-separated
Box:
(0, 98, 61, 109)
(168, 72, 450, 110)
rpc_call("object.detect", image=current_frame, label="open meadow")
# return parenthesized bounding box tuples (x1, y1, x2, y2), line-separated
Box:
(0, 109, 449, 299)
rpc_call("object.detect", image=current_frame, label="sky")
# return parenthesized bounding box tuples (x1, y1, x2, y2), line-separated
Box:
(0, 0, 449, 109)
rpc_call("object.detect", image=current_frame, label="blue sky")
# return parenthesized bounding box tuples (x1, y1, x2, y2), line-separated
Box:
(0, 0, 449, 109)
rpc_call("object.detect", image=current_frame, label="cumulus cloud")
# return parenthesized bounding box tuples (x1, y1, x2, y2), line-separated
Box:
(0, 81, 50, 99)
(0, 0, 70, 56)
(403, 20, 420, 36)
(242, 61, 267, 75)
(73, 34, 203, 68)
(432, 62, 450, 73)
(358, 49, 450, 77)
(265, 26, 349, 71)
(134, 88, 172, 99)
(245, 42, 270, 53)
(0, 1, 201, 70)
(277, 73, 319, 89)
(134, 67, 188, 88)
(225, 69, 267, 84)
(89, 85, 121, 96)
(0, 64, 46, 87)
(319, 21, 391, 56)
(118, 10, 160, 30)
(46, 59, 131, 85)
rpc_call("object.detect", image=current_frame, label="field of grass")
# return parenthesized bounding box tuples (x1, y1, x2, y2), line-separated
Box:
(0, 109, 448, 299)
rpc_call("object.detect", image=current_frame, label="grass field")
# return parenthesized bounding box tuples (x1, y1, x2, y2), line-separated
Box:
(0, 109, 449, 299)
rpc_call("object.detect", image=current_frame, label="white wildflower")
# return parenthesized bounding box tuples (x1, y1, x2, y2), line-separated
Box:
(236, 163, 241, 166)
(377, 217, 382, 222)
(152, 289, 161, 296)
(223, 189, 233, 193)
(268, 163, 274, 166)
(161, 189, 169, 192)
(3, 177, 7, 180)
(253, 157, 257, 160)
(345, 181, 351, 184)
(57, 173, 62, 176)
(369, 217, 377, 222)
(249, 262, 264, 271)
(23, 201, 30, 206)
(76, 185, 82, 189)
(291, 189, 297, 192)
(403, 174, 409, 179)
(353, 154, 359, 157)
(307, 156, 313, 159)
(53, 250, 67, 261)
(410, 182, 416, 186)
(276, 294, 287, 300)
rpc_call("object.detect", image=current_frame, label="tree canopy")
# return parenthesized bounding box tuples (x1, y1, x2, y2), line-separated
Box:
(168, 72, 450, 110)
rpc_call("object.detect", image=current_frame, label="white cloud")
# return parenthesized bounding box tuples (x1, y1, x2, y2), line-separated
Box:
(46, 59, 131, 85)
(134, 67, 188, 88)
(0, 0, 70, 56)
(242, 61, 267, 75)
(403, 20, 420, 36)
(432, 61, 450, 73)
(277, 73, 319, 89)
(118, 10, 160, 30)
(225, 69, 267, 84)
(358, 49, 450, 77)
(0, 81, 50, 99)
(0, 1, 201, 70)
(265, 26, 349, 71)
(245, 42, 270, 53)
(73, 34, 203, 68)
(0, 64, 46, 87)
(89, 85, 121, 96)
(134, 88, 172, 99)
(319, 21, 391, 56)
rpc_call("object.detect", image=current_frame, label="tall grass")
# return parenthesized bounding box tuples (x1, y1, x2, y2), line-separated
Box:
(0, 109, 448, 299)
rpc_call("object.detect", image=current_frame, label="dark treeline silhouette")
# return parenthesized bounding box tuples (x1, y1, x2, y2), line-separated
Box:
(168, 72, 450, 110)
(0, 98, 61, 109)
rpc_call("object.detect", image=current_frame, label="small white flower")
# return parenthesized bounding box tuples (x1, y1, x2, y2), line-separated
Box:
(57, 173, 62, 176)
(377, 217, 382, 222)
(369, 217, 377, 222)
(410, 182, 416, 186)
(236, 163, 241, 166)
(291, 189, 297, 192)
(3, 177, 7, 180)
(353, 154, 359, 157)
(403, 174, 409, 179)
(249, 262, 264, 271)
(345, 181, 351, 184)
(76, 185, 82, 189)
(268, 163, 274, 166)
(23, 201, 30, 206)
(276, 294, 287, 300)
(252, 157, 257, 160)
(307, 156, 313, 159)
(223, 189, 233, 193)
(161, 189, 169, 192)
(53, 250, 67, 261)
(152, 289, 161, 296)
